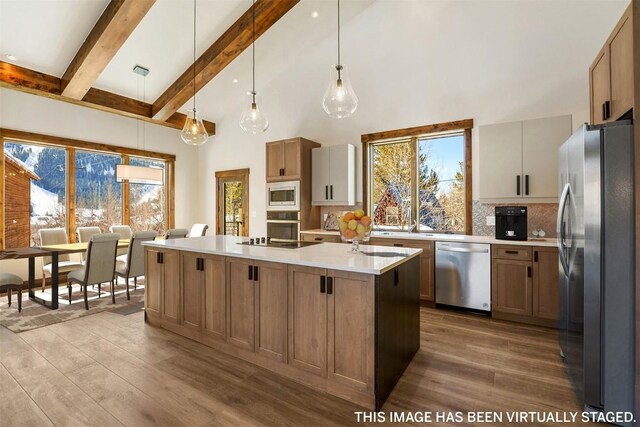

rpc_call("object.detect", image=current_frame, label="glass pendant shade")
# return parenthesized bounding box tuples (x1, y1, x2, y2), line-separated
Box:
(180, 108, 209, 145)
(239, 92, 269, 134)
(322, 64, 358, 119)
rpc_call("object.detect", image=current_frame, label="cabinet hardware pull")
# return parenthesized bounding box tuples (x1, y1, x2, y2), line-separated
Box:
(253, 266, 259, 281)
(325, 185, 328, 200)
(157, 252, 162, 264)
(248, 264, 253, 281)
(330, 185, 333, 200)
(327, 276, 333, 294)
(196, 258, 200, 271)
(534, 251, 538, 262)
(604, 100, 611, 120)
(200, 258, 205, 271)
(527, 266, 532, 278)
(393, 243, 404, 247)
(320, 275, 326, 293)
(315, 237, 322, 241)
(161, 253, 164, 264)
(525, 175, 529, 196)
(505, 250, 518, 254)
(394, 269, 399, 286)
(516, 175, 521, 196)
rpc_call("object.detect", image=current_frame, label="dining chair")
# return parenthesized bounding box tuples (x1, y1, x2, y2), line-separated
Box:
(67, 233, 120, 310)
(188, 224, 208, 237)
(38, 228, 84, 292)
(165, 228, 189, 239)
(0, 273, 23, 312)
(109, 225, 133, 256)
(115, 231, 157, 300)
(76, 226, 101, 263)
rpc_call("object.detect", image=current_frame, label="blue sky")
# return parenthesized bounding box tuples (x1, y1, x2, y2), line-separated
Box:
(418, 134, 464, 193)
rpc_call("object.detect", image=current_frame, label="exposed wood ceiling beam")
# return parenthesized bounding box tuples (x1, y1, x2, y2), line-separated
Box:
(61, 0, 156, 99)
(152, 0, 300, 121)
(0, 61, 215, 134)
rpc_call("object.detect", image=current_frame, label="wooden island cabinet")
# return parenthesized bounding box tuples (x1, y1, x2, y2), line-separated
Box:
(143, 237, 421, 410)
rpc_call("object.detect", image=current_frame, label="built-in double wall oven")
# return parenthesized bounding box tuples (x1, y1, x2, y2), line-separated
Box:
(266, 211, 300, 242)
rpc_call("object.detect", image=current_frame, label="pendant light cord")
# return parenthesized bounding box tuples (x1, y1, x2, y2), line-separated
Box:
(337, 0, 341, 66)
(193, 0, 197, 111)
(252, 0, 256, 102)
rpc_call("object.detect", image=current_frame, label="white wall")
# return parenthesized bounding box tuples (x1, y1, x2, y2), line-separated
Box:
(0, 88, 200, 279)
(198, 0, 626, 237)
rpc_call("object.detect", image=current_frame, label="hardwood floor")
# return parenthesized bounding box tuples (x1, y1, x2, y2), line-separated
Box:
(0, 307, 589, 426)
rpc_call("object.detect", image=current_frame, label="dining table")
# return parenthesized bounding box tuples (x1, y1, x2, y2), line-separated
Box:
(0, 240, 130, 310)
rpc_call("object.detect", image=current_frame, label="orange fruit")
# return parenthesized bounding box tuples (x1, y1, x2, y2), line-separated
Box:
(342, 212, 355, 222)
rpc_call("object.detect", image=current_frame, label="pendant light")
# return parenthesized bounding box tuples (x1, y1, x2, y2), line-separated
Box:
(181, 0, 209, 145)
(239, 0, 269, 134)
(322, 0, 358, 119)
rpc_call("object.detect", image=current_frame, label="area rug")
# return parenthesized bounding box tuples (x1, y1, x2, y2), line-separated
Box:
(0, 280, 145, 333)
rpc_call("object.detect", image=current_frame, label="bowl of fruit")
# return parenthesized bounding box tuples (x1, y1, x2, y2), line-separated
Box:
(338, 209, 372, 253)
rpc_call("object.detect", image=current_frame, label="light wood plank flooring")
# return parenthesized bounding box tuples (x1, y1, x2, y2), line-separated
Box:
(0, 307, 589, 426)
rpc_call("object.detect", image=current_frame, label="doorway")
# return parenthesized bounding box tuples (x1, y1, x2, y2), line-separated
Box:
(215, 169, 249, 236)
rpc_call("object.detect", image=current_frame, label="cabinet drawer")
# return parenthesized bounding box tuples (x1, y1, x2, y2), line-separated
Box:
(369, 238, 434, 254)
(492, 245, 532, 261)
(301, 233, 339, 243)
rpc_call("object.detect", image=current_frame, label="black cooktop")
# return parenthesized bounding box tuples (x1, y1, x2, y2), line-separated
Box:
(238, 240, 321, 249)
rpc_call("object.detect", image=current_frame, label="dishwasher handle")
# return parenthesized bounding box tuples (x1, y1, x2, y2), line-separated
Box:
(437, 246, 489, 254)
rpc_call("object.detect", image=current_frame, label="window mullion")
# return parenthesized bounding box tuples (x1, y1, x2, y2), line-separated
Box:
(67, 148, 76, 243)
(410, 137, 418, 230)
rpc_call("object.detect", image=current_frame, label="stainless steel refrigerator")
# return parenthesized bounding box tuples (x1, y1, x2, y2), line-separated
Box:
(557, 121, 635, 423)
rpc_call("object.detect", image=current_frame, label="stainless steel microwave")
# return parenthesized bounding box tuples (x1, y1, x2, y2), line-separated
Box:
(266, 180, 300, 211)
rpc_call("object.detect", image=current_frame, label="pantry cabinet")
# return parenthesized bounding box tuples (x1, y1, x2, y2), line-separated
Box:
(311, 144, 356, 206)
(590, 4, 634, 124)
(265, 137, 320, 182)
(479, 115, 571, 202)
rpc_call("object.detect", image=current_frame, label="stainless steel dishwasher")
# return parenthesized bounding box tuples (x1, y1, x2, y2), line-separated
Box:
(435, 242, 491, 312)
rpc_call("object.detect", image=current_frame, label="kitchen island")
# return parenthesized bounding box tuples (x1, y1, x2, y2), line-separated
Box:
(142, 236, 422, 410)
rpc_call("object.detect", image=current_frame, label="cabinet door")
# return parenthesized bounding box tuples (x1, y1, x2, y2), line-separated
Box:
(327, 270, 374, 392)
(522, 115, 571, 199)
(288, 265, 327, 377)
(203, 255, 226, 341)
(532, 247, 560, 320)
(181, 252, 202, 331)
(328, 145, 355, 205)
(282, 139, 301, 180)
(266, 141, 283, 182)
(609, 15, 633, 120)
(254, 261, 287, 362)
(226, 258, 255, 351)
(492, 259, 532, 316)
(311, 147, 330, 204)
(590, 48, 610, 125)
(479, 121, 523, 199)
(162, 250, 181, 324)
(419, 252, 435, 301)
(144, 249, 163, 318)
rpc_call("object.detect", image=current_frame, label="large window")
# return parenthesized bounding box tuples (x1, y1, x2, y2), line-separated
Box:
(1, 129, 175, 248)
(364, 120, 472, 234)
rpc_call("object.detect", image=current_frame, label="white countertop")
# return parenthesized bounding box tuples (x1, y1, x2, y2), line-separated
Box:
(143, 236, 422, 275)
(301, 229, 557, 248)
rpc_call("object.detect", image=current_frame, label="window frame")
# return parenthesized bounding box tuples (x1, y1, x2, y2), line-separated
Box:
(361, 119, 473, 235)
(0, 128, 176, 248)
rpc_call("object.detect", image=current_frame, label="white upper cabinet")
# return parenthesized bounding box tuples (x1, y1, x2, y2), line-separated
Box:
(312, 144, 356, 206)
(479, 115, 572, 202)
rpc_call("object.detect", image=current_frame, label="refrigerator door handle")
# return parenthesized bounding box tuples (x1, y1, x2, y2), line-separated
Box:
(557, 183, 570, 276)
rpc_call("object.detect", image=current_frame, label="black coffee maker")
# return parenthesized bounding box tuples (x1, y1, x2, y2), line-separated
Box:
(495, 206, 527, 241)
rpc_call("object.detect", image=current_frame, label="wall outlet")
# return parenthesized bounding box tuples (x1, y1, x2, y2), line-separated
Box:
(486, 216, 495, 226)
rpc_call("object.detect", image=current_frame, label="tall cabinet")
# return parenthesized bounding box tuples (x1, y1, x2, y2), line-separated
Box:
(479, 114, 572, 202)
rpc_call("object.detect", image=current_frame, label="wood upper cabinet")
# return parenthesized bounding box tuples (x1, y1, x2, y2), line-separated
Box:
(327, 269, 374, 392)
(226, 258, 255, 351)
(532, 247, 560, 320)
(479, 115, 571, 201)
(202, 255, 226, 341)
(254, 261, 287, 362)
(590, 4, 634, 124)
(162, 250, 181, 324)
(288, 265, 328, 377)
(492, 258, 532, 316)
(311, 144, 356, 206)
(266, 137, 320, 182)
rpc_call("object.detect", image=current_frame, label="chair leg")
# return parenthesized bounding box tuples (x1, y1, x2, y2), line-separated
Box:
(7, 288, 11, 307)
(17, 287, 22, 312)
(126, 276, 130, 301)
(134, 276, 137, 290)
(111, 280, 116, 305)
(98, 283, 101, 298)
(68, 283, 72, 302)
(84, 285, 89, 310)
(41, 273, 46, 292)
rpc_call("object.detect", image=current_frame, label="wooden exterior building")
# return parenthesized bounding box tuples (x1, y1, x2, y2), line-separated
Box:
(4, 153, 39, 248)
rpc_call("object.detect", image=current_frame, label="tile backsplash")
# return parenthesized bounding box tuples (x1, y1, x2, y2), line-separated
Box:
(472, 201, 558, 238)
(317, 202, 557, 238)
